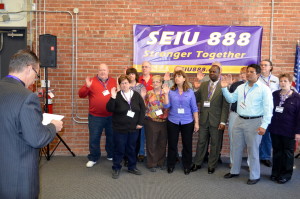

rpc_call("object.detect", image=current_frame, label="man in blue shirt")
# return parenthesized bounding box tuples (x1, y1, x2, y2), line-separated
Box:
(221, 64, 273, 185)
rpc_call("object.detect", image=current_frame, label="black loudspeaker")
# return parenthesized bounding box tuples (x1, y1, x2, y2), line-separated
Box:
(39, 34, 57, 68)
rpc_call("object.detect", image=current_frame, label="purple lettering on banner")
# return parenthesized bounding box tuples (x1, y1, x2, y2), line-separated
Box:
(133, 25, 263, 74)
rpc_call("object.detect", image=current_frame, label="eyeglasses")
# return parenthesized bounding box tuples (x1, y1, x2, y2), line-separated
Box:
(32, 67, 40, 79)
(153, 81, 161, 84)
(142, 66, 149, 68)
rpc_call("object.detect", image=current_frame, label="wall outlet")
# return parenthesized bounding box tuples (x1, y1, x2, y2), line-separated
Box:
(32, 3, 36, 11)
(41, 80, 50, 88)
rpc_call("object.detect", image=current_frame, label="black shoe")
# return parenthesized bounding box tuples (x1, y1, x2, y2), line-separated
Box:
(190, 164, 201, 172)
(277, 177, 290, 184)
(247, 178, 260, 185)
(184, 168, 190, 175)
(123, 160, 128, 167)
(224, 173, 239, 178)
(167, 167, 174, 174)
(208, 168, 215, 174)
(218, 157, 223, 164)
(270, 175, 278, 182)
(128, 168, 142, 175)
(112, 170, 120, 179)
(260, 160, 272, 167)
(149, 167, 157, 172)
(137, 155, 145, 162)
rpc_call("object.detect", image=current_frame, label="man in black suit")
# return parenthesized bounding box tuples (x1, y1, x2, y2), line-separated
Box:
(0, 49, 63, 199)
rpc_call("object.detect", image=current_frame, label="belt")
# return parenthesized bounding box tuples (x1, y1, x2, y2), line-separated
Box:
(239, 115, 262, 120)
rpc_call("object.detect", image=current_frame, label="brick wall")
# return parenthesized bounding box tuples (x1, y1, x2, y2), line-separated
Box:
(31, 0, 300, 156)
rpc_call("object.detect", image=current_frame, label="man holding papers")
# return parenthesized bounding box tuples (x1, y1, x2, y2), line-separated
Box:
(0, 50, 63, 199)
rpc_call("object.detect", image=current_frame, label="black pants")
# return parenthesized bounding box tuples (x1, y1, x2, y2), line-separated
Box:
(167, 120, 194, 169)
(271, 133, 295, 179)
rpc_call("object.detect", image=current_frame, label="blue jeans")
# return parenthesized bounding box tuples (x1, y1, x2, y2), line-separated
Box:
(259, 130, 272, 160)
(112, 130, 139, 171)
(87, 114, 114, 162)
(138, 127, 145, 156)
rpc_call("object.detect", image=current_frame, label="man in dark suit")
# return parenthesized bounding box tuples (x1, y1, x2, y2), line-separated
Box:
(191, 62, 229, 174)
(0, 49, 63, 199)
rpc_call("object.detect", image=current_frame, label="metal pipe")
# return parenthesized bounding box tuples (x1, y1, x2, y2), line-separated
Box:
(269, 0, 274, 61)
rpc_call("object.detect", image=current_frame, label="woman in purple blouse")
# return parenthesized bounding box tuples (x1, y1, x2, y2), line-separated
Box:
(163, 70, 199, 175)
(268, 73, 300, 184)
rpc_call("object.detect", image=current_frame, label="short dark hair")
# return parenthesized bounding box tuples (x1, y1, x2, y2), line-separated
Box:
(279, 73, 293, 82)
(9, 49, 39, 73)
(126, 67, 139, 82)
(118, 74, 130, 85)
(247, 64, 261, 74)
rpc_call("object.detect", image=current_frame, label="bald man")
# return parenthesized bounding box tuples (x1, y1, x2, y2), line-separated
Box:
(79, 64, 117, 167)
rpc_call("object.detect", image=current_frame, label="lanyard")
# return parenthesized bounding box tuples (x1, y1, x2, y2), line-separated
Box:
(279, 90, 291, 106)
(260, 74, 271, 87)
(97, 76, 109, 89)
(122, 90, 132, 110)
(6, 75, 25, 87)
(243, 82, 254, 103)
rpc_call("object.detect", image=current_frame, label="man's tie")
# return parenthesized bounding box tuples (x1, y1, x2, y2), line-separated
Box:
(208, 83, 214, 100)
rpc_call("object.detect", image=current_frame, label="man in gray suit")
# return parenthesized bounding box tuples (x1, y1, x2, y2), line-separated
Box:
(191, 62, 229, 174)
(0, 49, 63, 199)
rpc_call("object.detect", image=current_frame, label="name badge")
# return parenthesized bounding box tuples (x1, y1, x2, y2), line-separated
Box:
(275, 106, 284, 113)
(127, 110, 135, 118)
(155, 109, 163, 116)
(204, 101, 210, 107)
(178, 108, 185, 114)
(102, 90, 110, 96)
(240, 102, 246, 109)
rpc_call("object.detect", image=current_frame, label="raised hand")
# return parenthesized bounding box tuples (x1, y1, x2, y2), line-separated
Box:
(124, 66, 129, 74)
(164, 71, 171, 81)
(140, 86, 147, 99)
(85, 77, 93, 88)
(162, 84, 170, 95)
(193, 78, 201, 89)
(221, 74, 232, 88)
(196, 70, 205, 81)
(111, 87, 117, 99)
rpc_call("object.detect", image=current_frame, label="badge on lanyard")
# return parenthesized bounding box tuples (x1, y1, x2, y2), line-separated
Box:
(127, 110, 135, 118)
(275, 106, 284, 113)
(204, 101, 210, 108)
(102, 90, 110, 96)
(155, 109, 163, 116)
(178, 108, 185, 114)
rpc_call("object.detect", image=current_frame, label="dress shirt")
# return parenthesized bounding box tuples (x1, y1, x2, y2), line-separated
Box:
(222, 80, 273, 129)
(258, 73, 279, 93)
(164, 88, 198, 125)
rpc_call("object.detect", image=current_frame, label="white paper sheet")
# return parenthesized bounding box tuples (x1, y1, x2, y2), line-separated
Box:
(42, 113, 64, 125)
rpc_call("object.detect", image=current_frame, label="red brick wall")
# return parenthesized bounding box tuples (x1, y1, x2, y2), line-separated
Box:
(31, 0, 300, 156)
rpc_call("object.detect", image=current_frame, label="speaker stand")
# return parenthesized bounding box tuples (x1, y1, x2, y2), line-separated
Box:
(41, 67, 75, 160)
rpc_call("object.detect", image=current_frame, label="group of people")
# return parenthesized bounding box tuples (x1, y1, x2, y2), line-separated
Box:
(3, 49, 300, 198)
(79, 59, 300, 185)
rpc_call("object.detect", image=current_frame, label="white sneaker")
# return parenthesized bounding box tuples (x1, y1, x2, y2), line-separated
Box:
(86, 161, 96, 168)
(107, 157, 113, 161)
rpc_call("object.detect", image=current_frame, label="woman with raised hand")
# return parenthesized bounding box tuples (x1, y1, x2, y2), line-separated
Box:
(144, 75, 169, 172)
(163, 70, 199, 175)
(106, 75, 146, 179)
